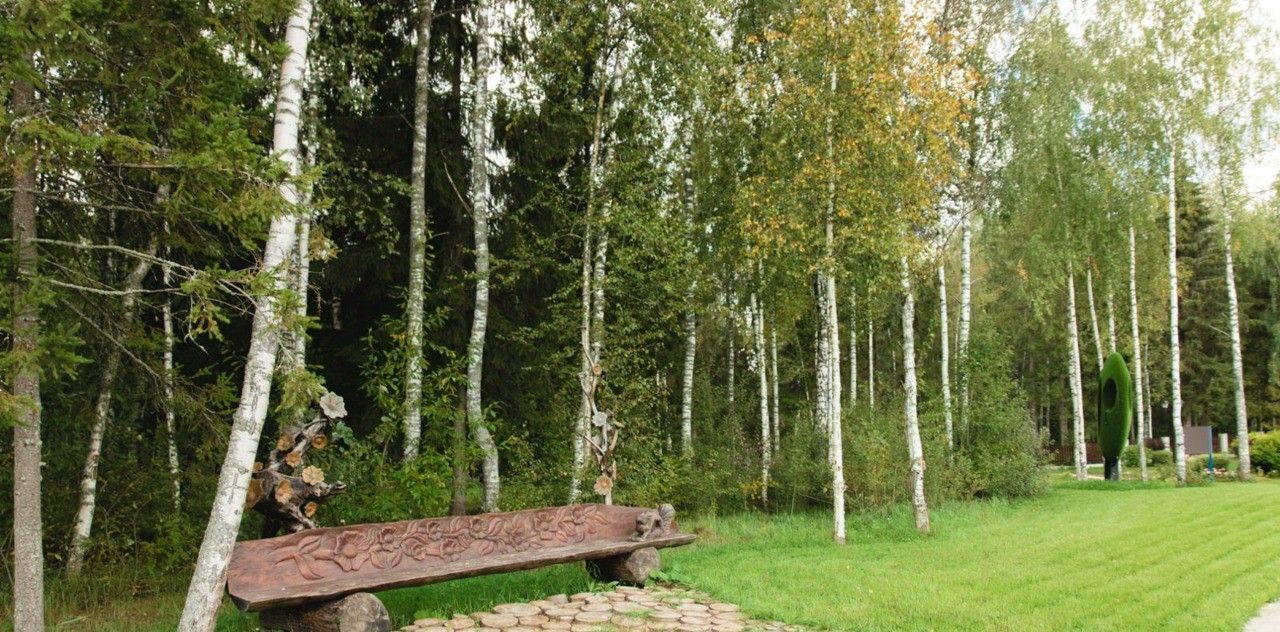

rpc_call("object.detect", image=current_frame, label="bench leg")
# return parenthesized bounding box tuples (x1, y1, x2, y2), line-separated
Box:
(259, 592, 390, 632)
(586, 546, 661, 586)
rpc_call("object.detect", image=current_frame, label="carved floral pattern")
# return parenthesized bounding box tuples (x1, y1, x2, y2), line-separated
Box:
(272, 505, 613, 581)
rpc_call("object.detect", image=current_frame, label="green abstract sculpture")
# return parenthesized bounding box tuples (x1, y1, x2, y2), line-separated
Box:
(1098, 352, 1133, 481)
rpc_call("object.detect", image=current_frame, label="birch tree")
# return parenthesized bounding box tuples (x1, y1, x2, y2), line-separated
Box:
(68, 251, 155, 575)
(1222, 209, 1251, 477)
(958, 214, 972, 428)
(939, 265, 953, 451)
(467, 0, 500, 511)
(403, 0, 435, 462)
(750, 292, 770, 503)
(849, 290, 857, 405)
(1128, 225, 1149, 481)
(901, 257, 929, 532)
(1067, 262, 1087, 480)
(1166, 137, 1187, 485)
(177, 2, 314, 628)
(1086, 267, 1103, 373)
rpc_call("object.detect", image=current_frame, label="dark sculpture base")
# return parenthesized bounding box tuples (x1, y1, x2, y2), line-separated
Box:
(1103, 457, 1120, 481)
(259, 592, 390, 632)
(586, 546, 661, 585)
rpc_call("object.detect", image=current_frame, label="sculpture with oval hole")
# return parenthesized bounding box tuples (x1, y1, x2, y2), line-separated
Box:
(1098, 353, 1133, 481)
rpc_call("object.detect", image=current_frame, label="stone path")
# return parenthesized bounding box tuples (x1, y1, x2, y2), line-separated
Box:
(1243, 600, 1280, 632)
(398, 585, 808, 632)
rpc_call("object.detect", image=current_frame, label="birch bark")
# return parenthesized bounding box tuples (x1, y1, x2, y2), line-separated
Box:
(901, 257, 929, 532)
(403, 0, 434, 462)
(1223, 213, 1251, 477)
(1106, 290, 1117, 355)
(1167, 141, 1187, 485)
(163, 228, 181, 508)
(958, 214, 972, 431)
(849, 290, 857, 405)
(681, 304, 697, 456)
(751, 293, 770, 503)
(1067, 261, 1087, 481)
(68, 252, 154, 575)
(770, 323, 779, 447)
(467, 0, 500, 511)
(939, 265, 953, 451)
(1086, 268, 1103, 373)
(178, 2, 312, 628)
(1128, 225, 1148, 482)
(10, 73, 44, 632)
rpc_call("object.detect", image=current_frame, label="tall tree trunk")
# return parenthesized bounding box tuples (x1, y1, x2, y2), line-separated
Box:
(681, 302, 697, 457)
(68, 253, 154, 575)
(727, 301, 736, 408)
(1128, 225, 1148, 482)
(823, 69, 845, 543)
(467, 0, 499, 511)
(178, 2, 313, 628)
(769, 321, 780, 448)
(10, 73, 45, 632)
(1222, 213, 1251, 478)
(900, 258, 929, 532)
(1067, 261, 1087, 481)
(848, 290, 857, 406)
(867, 319, 875, 411)
(1143, 340, 1154, 439)
(1106, 289, 1117, 355)
(939, 265, 953, 452)
(958, 213, 972, 433)
(816, 284, 830, 433)
(1086, 267, 1103, 373)
(1167, 141, 1186, 485)
(751, 293, 770, 504)
(403, 0, 435, 462)
(163, 228, 181, 509)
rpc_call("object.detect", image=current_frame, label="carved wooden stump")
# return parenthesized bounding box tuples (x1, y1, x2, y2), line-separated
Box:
(586, 546, 660, 586)
(259, 592, 390, 632)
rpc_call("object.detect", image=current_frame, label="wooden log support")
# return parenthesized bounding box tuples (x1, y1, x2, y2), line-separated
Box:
(586, 546, 660, 585)
(259, 592, 390, 632)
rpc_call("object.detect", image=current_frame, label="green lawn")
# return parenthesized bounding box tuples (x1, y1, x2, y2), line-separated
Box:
(32, 479, 1280, 631)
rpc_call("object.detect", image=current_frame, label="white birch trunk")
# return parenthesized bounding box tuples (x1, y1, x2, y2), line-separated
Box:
(868, 319, 875, 411)
(467, 0, 499, 511)
(823, 67, 845, 543)
(901, 257, 929, 532)
(751, 293, 770, 503)
(770, 322, 780, 448)
(1128, 225, 1148, 482)
(1223, 214, 1251, 477)
(816, 286, 830, 434)
(1106, 289, 1117, 355)
(1067, 261, 1087, 481)
(939, 265, 953, 452)
(849, 290, 857, 406)
(68, 253, 153, 576)
(958, 214, 972, 431)
(681, 301, 696, 456)
(178, 2, 312, 628)
(1143, 340, 1154, 440)
(163, 240, 181, 508)
(727, 307, 736, 408)
(1167, 142, 1187, 485)
(1086, 267, 1103, 373)
(403, 0, 434, 462)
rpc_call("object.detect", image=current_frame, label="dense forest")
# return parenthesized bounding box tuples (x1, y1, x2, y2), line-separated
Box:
(2, 0, 1278, 629)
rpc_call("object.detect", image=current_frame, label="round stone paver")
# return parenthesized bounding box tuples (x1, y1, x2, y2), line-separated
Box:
(397, 586, 812, 632)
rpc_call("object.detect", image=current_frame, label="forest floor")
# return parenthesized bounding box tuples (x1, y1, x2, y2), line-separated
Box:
(27, 478, 1280, 631)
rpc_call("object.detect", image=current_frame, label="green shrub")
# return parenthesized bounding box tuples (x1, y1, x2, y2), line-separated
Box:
(1150, 450, 1172, 466)
(1248, 432, 1280, 473)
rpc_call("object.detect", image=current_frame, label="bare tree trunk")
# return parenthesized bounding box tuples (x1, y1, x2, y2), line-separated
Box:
(68, 253, 154, 575)
(1086, 267, 1103, 373)
(1143, 340, 1154, 440)
(939, 265, 953, 452)
(1167, 141, 1186, 485)
(849, 290, 857, 406)
(751, 293, 770, 504)
(10, 73, 45, 632)
(727, 303, 736, 408)
(1223, 213, 1251, 478)
(1106, 289, 1117, 355)
(823, 69, 845, 543)
(681, 301, 697, 456)
(1067, 261, 1087, 481)
(571, 223, 593, 501)
(163, 234, 181, 509)
(178, 2, 313, 628)
(403, 0, 435, 462)
(900, 258, 929, 532)
(467, 0, 499, 511)
(816, 282, 830, 432)
(867, 319, 875, 411)
(958, 214, 972, 433)
(1128, 225, 1148, 482)
(770, 321, 779, 448)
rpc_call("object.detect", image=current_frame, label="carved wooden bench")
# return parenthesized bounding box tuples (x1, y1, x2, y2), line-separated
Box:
(226, 503, 695, 632)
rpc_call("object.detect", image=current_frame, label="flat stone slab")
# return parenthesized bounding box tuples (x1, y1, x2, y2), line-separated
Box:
(397, 587, 811, 632)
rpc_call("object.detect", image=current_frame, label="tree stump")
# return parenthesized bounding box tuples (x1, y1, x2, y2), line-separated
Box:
(259, 592, 390, 632)
(586, 546, 660, 585)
